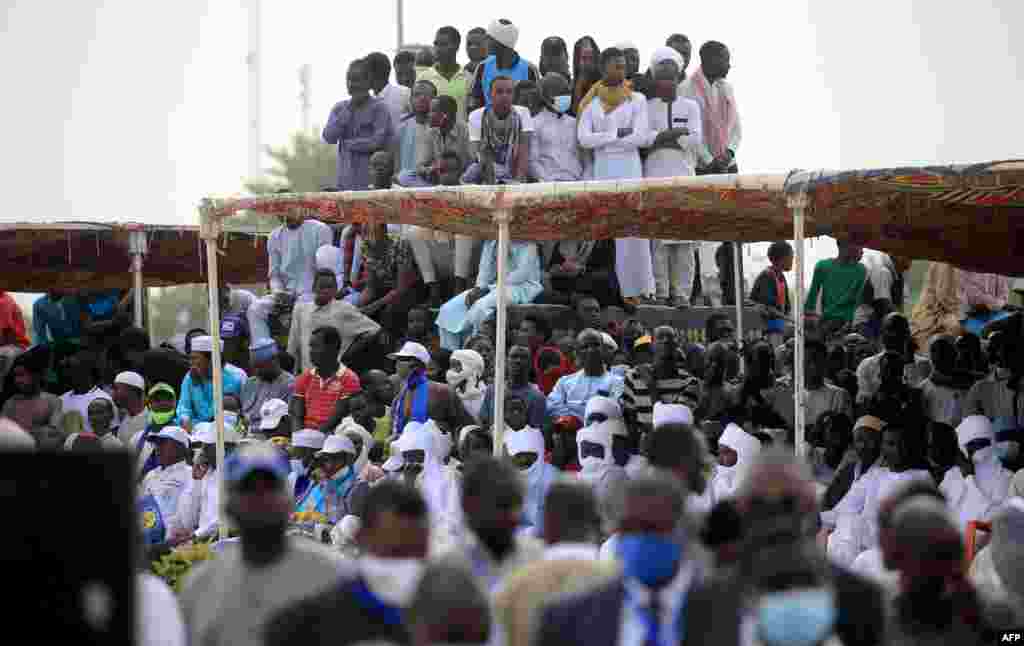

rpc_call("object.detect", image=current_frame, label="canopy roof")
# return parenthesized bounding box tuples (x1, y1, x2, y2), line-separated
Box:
(200, 160, 1024, 277)
(0, 222, 267, 291)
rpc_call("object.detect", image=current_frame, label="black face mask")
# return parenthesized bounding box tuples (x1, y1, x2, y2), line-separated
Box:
(472, 524, 515, 561)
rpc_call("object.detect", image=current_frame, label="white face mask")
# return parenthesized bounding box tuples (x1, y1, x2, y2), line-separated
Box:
(554, 94, 572, 113)
(361, 555, 424, 607)
(445, 369, 466, 389)
(972, 445, 998, 465)
(625, 455, 651, 479)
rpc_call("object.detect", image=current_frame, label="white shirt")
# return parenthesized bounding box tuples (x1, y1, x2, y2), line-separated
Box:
(174, 469, 220, 539)
(853, 250, 903, 325)
(60, 387, 117, 434)
(678, 76, 742, 166)
(578, 94, 650, 157)
(377, 83, 411, 133)
(132, 429, 157, 476)
(267, 220, 333, 296)
(643, 94, 703, 177)
(528, 110, 583, 182)
(137, 573, 187, 646)
(468, 105, 536, 172)
(140, 460, 192, 528)
(544, 541, 599, 561)
(619, 561, 695, 646)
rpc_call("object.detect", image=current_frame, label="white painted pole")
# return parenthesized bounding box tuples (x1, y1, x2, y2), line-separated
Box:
(200, 214, 229, 541)
(492, 208, 510, 457)
(129, 230, 147, 329)
(791, 193, 808, 458)
(732, 242, 745, 375)
(247, 0, 263, 182)
(396, 0, 404, 50)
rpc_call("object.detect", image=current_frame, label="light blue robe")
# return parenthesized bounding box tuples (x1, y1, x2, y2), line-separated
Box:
(522, 461, 560, 533)
(436, 241, 543, 350)
(546, 369, 625, 421)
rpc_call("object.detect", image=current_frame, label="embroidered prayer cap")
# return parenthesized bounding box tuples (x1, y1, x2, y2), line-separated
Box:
(146, 426, 190, 449)
(190, 335, 221, 353)
(114, 371, 145, 391)
(259, 398, 290, 430)
(317, 434, 357, 457)
(225, 443, 291, 485)
(487, 19, 519, 50)
(652, 402, 694, 429)
(293, 428, 326, 450)
(649, 46, 683, 70)
(853, 415, 885, 433)
(388, 341, 431, 366)
(505, 426, 545, 457)
(956, 415, 995, 453)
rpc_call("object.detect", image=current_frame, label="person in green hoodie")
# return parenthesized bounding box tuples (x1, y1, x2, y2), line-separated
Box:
(805, 241, 867, 338)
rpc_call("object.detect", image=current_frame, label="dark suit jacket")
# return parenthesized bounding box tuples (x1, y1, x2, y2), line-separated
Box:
(265, 578, 409, 646)
(538, 565, 884, 646)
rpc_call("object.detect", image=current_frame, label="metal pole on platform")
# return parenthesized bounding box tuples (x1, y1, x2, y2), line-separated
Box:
(791, 193, 808, 458)
(492, 208, 510, 457)
(129, 230, 147, 329)
(732, 242, 745, 374)
(200, 214, 229, 541)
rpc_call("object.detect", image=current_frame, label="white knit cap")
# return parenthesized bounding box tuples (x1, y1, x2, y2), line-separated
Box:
(956, 415, 995, 453)
(652, 403, 693, 428)
(649, 46, 683, 70)
(487, 19, 519, 50)
(451, 349, 485, 376)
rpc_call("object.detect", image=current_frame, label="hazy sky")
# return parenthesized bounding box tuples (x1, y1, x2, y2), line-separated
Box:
(3, 0, 1021, 229)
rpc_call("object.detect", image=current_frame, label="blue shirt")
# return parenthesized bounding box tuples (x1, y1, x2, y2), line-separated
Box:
(546, 370, 625, 420)
(176, 369, 243, 425)
(32, 295, 82, 344)
(478, 55, 532, 107)
(323, 96, 394, 190)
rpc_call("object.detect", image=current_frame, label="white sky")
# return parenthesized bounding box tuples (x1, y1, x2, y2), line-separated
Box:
(1, 0, 1022, 314)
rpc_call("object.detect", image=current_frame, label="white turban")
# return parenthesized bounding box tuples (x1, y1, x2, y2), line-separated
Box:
(600, 332, 618, 352)
(505, 427, 545, 457)
(585, 395, 623, 422)
(315, 245, 342, 273)
(649, 46, 683, 70)
(450, 349, 485, 378)
(487, 19, 519, 50)
(652, 403, 693, 429)
(957, 415, 995, 453)
(720, 423, 762, 466)
(292, 429, 326, 450)
(614, 40, 638, 52)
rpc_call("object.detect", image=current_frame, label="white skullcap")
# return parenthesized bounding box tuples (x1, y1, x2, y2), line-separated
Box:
(652, 403, 693, 428)
(114, 371, 145, 391)
(451, 349, 485, 376)
(614, 40, 638, 52)
(487, 19, 519, 50)
(505, 427, 545, 457)
(956, 415, 994, 453)
(190, 335, 220, 353)
(649, 46, 684, 70)
(0, 418, 36, 452)
(293, 429, 326, 450)
(315, 245, 342, 272)
(585, 396, 623, 421)
(600, 332, 618, 352)
(719, 423, 762, 465)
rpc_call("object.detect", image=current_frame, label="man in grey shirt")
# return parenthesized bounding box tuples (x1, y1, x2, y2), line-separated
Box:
(240, 340, 295, 431)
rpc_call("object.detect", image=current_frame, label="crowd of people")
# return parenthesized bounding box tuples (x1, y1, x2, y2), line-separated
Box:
(3, 15, 1024, 646)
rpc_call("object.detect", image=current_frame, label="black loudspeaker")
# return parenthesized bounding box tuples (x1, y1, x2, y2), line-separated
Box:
(0, 452, 136, 643)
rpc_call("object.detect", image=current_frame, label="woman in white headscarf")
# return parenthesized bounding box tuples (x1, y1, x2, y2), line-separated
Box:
(710, 423, 762, 503)
(943, 415, 1014, 533)
(505, 427, 559, 535)
(337, 420, 384, 484)
(446, 349, 486, 422)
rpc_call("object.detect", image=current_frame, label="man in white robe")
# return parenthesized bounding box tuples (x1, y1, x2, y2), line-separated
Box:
(709, 423, 761, 504)
(969, 497, 1024, 621)
(577, 47, 653, 306)
(643, 47, 703, 308)
(942, 415, 1014, 533)
(576, 401, 629, 533)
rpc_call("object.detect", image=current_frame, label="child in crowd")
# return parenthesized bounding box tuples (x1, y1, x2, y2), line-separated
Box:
(400, 307, 441, 355)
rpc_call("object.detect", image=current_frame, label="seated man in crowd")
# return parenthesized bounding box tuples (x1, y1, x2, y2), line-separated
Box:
(2, 348, 62, 449)
(479, 344, 548, 432)
(537, 239, 618, 308)
(289, 326, 362, 435)
(240, 339, 295, 431)
(436, 238, 543, 351)
(462, 75, 534, 185)
(398, 95, 471, 187)
(177, 335, 244, 430)
(547, 328, 624, 425)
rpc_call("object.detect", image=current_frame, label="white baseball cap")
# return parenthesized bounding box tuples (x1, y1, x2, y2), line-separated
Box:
(293, 429, 326, 450)
(316, 434, 357, 457)
(146, 426, 190, 449)
(193, 421, 242, 445)
(114, 371, 146, 391)
(388, 341, 431, 366)
(259, 398, 290, 430)
(190, 335, 221, 353)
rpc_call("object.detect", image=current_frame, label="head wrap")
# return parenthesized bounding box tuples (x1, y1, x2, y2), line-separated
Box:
(585, 395, 623, 421)
(487, 19, 519, 50)
(338, 420, 374, 476)
(720, 424, 762, 467)
(652, 402, 693, 428)
(400, 421, 452, 523)
(649, 46, 683, 70)
(956, 415, 995, 453)
(577, 421, 615, 485)
(505, 427, 545, 458)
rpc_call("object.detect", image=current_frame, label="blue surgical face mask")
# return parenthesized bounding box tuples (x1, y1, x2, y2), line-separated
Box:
(554, 94, 572, 113)
(757, 588, 836, 646)
(616, 532, 682, 587)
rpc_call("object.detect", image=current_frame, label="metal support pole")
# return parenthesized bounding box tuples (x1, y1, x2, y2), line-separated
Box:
(732, 242, 745, 374)
(492, 208, 510, 457)
(791, 193, 808, 458)
(200, 214, 229, 541)
(396, 0, 404, 50)
(129, 230, 147, 329)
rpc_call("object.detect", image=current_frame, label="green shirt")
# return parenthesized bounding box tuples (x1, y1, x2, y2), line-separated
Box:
(804, 258, 867, 322)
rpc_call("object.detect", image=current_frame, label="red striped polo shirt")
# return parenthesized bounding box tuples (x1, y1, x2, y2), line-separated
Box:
(293, 366, 361, 430)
